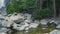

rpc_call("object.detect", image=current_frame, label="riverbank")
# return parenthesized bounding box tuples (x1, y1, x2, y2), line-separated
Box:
(0, 13, 60, 34)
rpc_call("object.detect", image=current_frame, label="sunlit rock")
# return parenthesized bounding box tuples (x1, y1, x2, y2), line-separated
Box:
(40, 19, 49, 25)
(25, 31, 28, 33)
(9, 13, 25, 21)
(0, 32, 7, 34)
(25, 27, 29, 30)
(2, 18, 14, 27)
(42, 28, 46, 30)
(56, 25, 60, 28)
(12, 23, 18, 29)
(50, 29, 60, 34)
(24, 20, 31, 24)
(17, 25, 26, 31)
(29, 23, 39, 28)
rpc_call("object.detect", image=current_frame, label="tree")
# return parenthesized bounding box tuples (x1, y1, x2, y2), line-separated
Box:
(7, 0, 37, 14)
(53, 0, 56, 18)
(32, 8, 53, 20)
(7, 3, 15, 14)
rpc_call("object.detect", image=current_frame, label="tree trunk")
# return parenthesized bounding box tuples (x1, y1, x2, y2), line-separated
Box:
(53, 0, 56, 18)
(40, 0, 43, 9)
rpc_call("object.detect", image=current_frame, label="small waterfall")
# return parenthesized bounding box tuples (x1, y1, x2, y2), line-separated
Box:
(0, 0, 9, 15)
(0, 0, 9, 29)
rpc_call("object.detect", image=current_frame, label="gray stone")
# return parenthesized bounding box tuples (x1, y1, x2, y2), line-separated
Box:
(29, 23, 39, 28)
(50, 29, 60, 34)
(0, 28, 7, 32)
(40, 19, 49, 25)
(0, 32, 7, 34)
(56, 25, 60, 28)
(24, 13, 32, 20)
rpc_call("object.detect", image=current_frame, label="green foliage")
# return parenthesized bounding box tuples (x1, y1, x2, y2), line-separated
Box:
(7, 3, 16, 14)
(32, 8, 53, 20)
(6, 0, 54, 19)
(6, 0, 36, 14)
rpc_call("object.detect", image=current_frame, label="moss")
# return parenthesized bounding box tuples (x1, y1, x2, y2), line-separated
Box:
(28, 26, 56, 34)
(13, 26, 56, 34)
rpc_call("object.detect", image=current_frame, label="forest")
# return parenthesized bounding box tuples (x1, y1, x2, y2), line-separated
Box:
(6, 0, 60, 20)
(0, 0, 60, 34)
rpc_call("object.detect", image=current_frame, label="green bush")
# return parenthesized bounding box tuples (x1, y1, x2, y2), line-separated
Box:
(6, 3, 16, 14)
(6, 0, 37, 14)
(32, 8, 53, 20)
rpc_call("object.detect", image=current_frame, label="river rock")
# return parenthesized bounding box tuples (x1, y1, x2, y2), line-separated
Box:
(50, 29, 60, 34)
(10, 13, 25, 21)
(0, 28, 7, 32)
(12, 23, 18, 29)
(40, 19, 49, 25)
(24, 13, 32, 20)
(0, 15, 5, 25)
(2, 19, 14, 27)
(17, 25, 26, 31)
(29, 23, 39, 28)
(56, 25, 60, 28)
(0, 32, 7, 34)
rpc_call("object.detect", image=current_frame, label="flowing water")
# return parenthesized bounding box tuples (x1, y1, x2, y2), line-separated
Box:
(0, 0, 9, 15)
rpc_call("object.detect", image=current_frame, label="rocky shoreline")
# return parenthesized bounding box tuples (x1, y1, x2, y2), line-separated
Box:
(0, 13, 40, 34)
(0, 13, 60, 34)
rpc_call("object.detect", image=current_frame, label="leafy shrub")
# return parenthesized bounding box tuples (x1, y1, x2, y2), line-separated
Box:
(6, 3, 16, 14)
(32, 8, 53, 20)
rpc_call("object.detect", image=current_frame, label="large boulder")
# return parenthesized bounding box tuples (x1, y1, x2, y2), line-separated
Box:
(10, 13, 25, 21)
(40, 19, 49, 25)
(24, 13, 32, 20)
(29, 23, 39, 28)
(2, 18, 14, 27)
(12, 23, 18, 29)
(17, 25, 26, 31)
